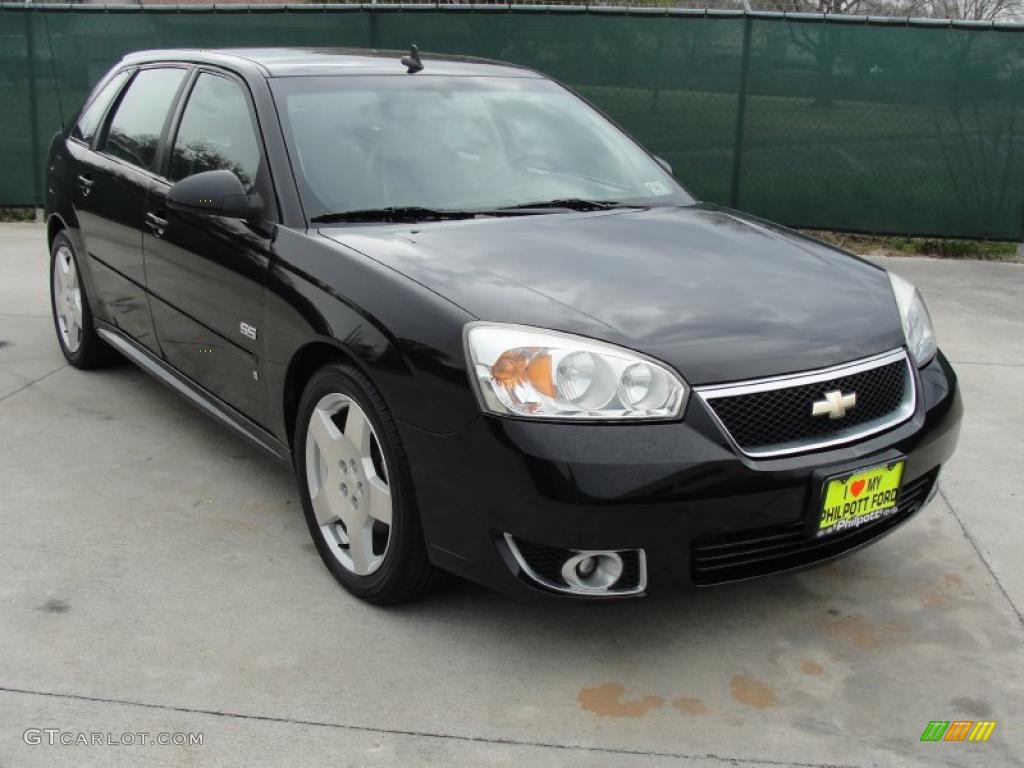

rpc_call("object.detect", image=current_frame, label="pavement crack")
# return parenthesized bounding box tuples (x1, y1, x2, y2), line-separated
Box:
(0, 363, 68, 405)
(940, 488, 1024, 629)
(0, 685, 861, 768)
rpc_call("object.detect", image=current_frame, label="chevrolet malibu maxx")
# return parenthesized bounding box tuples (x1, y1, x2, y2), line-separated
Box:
(45, 48, 962, 603)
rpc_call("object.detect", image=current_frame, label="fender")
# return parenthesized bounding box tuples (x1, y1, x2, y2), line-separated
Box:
(262, 226, 480, 445)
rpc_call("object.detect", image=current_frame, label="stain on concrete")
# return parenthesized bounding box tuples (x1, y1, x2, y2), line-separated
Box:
(921, 589, 950, 609)
(0, 340, 9, 350)
(729, 676, 776, 709)
(921, 572, 965, 609)
(672, 696, 708, 715)
(577, 683, 664, 718)
(800, 660, 825, 676)
(950, 696, 992, 718)
(825, 614, 879, 648)
(39, 598, 70, 613)
(818, 612, 908, 649)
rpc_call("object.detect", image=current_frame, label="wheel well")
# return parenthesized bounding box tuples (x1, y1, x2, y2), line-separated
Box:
(282, 342, 359, 449)
(47, 215, 65, 250)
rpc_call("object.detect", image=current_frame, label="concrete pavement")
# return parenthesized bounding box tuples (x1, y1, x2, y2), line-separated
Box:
(1, 223, 1021, 767)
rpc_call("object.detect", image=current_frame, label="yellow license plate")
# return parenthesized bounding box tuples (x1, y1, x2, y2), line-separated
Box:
(815, 460, 905, 538)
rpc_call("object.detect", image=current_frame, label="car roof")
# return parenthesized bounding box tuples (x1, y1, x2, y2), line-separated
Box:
(121, 47, 542, 79)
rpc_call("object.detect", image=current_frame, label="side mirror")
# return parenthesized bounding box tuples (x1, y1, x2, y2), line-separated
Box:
(654, 156, 673, 176)
(166, 170, 261, 220)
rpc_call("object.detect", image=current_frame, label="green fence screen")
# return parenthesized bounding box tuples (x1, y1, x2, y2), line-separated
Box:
(2, 4, 1024, 239)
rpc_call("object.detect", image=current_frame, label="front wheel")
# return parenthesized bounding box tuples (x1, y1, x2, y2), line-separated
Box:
(294, 363, 443, 604)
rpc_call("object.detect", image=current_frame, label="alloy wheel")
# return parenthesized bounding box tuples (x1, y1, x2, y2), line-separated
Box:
(304, 393, 393, 576)
(53, 245, 83, 354)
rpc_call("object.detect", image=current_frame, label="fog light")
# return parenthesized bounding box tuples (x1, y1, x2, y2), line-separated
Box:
(500, 534, 647, 597)
(576, 556, 598, 579)
(562, 551, 623, 591)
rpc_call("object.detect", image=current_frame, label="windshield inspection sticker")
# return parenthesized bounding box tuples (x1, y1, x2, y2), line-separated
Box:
(645, 181, 671, 195)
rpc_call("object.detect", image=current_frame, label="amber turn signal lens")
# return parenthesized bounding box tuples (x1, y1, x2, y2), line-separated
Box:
(491, 349, 557, 398)
(491, 350, 528, 388)
(526, 353, 556, 397)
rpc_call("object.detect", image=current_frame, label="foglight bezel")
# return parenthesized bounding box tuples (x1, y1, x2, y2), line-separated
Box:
(463, 322, 689, 422)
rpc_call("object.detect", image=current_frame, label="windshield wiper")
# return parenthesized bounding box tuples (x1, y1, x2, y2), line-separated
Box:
(311, 200, 647, 224)
(493, 198, 638, 212)
(311, 207, 479, 224)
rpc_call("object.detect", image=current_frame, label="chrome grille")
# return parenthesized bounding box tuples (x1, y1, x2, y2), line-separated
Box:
(697, 350, 915, 457)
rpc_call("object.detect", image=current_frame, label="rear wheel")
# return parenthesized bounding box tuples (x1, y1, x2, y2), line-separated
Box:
(49, 232, 114, 368)
(294, 362, 443, 604)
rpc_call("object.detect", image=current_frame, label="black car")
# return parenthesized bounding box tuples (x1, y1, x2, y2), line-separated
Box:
(45, 47, 961, 604)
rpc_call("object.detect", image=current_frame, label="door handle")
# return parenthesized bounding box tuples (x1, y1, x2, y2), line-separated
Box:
(146, 211, 168, 237)
(77, 173, 94, 196)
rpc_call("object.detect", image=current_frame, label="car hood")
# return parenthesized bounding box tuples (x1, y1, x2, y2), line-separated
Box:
(319, 204, 905, 385)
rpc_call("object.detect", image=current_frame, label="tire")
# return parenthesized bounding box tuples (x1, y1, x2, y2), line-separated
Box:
(294, 362, 444, 604)
(49, 231, 115, 369)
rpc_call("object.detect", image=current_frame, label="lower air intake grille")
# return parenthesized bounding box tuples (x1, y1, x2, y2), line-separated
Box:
(690, 469, 937, 586)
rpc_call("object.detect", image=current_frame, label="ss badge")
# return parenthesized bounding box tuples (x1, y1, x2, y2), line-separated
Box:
(239, 322, 258, 341)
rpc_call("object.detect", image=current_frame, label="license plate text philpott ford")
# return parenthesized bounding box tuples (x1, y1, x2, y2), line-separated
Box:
(817, 461, 905, 538)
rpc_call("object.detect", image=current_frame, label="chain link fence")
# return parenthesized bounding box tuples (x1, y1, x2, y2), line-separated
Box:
(2, 2, 1023, 238)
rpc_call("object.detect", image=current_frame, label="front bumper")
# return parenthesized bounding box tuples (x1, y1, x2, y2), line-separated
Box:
(400, 350, 962, 599)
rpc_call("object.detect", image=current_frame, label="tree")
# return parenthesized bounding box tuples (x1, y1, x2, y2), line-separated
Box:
(749, 0, 1021, 16)
(922, 0, 1022, 19)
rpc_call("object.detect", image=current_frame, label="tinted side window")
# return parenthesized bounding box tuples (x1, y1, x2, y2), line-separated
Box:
(103, 68, 186, 171)
(170, 73, 261, 190)
(71, 70, 129, 144)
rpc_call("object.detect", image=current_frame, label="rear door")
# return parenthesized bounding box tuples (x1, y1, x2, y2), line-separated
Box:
(144, 69, 273, 426)
(74, 66, 189, 353)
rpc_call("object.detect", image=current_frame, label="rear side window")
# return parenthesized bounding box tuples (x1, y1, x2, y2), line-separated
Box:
(103, 68, 186, 171)
(71, 70, 129, 145)
(169, 73, 261, 190)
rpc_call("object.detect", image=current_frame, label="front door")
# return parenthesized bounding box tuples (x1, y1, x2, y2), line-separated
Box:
(74, 66, 188, 353)
(144, 70, 272, 426)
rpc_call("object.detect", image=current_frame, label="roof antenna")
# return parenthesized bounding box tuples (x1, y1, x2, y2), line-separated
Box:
(401, 44, 423, 74)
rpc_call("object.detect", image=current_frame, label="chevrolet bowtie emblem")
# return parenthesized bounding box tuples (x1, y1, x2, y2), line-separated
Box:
(812, 390, 857, 420)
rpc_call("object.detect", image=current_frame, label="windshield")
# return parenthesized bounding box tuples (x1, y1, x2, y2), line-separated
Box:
(271, 75, 693, 220)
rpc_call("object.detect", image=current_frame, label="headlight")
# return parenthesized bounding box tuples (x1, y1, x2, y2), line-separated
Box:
(889, 272, 937, 366)
(465, 323, 688, 420)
